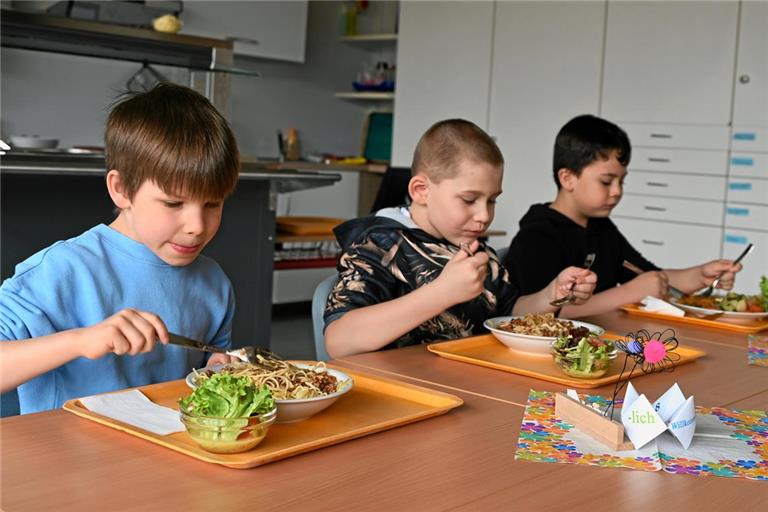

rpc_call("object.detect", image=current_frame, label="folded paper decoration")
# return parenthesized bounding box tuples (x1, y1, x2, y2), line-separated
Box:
(621, 382, 696, 449)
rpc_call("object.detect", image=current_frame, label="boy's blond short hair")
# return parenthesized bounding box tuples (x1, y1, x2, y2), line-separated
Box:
(105, 83, 239, 200)
(411, 119, 503, 182)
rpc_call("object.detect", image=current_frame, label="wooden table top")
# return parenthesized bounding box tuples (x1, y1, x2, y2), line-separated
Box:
(1, 311, 766, 510)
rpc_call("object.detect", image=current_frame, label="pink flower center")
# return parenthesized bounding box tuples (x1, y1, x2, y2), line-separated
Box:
(644, 339, 667, 364)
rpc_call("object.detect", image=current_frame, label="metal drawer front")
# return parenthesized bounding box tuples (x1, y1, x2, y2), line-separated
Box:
(630, 147, 727, 175)
(621, 123, 730, 150)
(624, 172, 726, 201)
(724, 203, 768, 232)
(731, 127, 768, 153)
(729, 152, 768, 179)
(726, 179, 768, 206)
(614, 196, 723, 226)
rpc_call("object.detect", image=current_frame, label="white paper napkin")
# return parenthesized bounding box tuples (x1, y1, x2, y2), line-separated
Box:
(640, 296, 685, 317)
(79, 389, 185, 436)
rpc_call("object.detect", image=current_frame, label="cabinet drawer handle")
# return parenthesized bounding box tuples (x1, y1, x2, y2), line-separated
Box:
(644, 206, 667, 212)
(642, 239, 665, 246)
(650, 133, 673, 139)
(646, 181, 669, 187)
(648, 157, 671, 163)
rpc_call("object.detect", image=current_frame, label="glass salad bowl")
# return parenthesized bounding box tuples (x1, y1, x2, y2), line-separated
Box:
(180, 406, 277, 454)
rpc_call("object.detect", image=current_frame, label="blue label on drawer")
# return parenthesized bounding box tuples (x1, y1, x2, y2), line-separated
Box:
(731, 157, 755, 166)
(725, 234, 749, 244)
(729, 182, 753, 191)
(726, 207, 750, 216)
(733, 132, 757, 141)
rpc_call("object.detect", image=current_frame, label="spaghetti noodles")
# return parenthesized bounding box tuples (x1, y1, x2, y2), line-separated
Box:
(194, 358, 344, 400)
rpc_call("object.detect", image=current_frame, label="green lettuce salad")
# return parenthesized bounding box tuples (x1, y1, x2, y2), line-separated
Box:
(179, 374, 275, 442)
(552, 333, 616, 379)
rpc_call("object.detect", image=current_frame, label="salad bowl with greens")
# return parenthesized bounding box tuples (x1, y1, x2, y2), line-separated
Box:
(178, 373, 277, 454)
(551, 332, 617, 379)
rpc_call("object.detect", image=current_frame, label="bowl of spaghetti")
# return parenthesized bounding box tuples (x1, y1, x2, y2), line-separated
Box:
(187, 360, 353, 423)
(483, 313, 604, 357)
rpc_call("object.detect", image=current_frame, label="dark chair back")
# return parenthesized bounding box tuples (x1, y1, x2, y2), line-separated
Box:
(370, 167, 412, 213)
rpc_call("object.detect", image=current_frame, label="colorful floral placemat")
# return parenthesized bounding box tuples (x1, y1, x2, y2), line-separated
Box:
(748, 335, 768, 367)
(516, 390, 768, 481)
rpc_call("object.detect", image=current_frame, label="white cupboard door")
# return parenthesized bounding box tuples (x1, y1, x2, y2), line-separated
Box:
(391, 1, 494, 166)
(180, 1, 308, 62)
(601, 1, 738, 124)
(732, 0, 768, 127)
(487, 0, 605, 247)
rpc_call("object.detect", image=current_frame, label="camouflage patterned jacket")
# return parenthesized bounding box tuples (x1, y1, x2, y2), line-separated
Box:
(324, 207, 518, 350)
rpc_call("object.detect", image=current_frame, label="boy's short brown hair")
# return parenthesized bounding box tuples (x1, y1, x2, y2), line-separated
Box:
(411, 119, 503, 182)
(105, 82, 239, 200)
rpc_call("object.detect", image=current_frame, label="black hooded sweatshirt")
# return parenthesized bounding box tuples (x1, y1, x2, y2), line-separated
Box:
(502, 203, 658, 295)
(325, 207, 518, 350)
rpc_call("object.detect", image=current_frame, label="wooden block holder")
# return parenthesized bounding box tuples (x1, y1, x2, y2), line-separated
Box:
(555, 392, 635, 451)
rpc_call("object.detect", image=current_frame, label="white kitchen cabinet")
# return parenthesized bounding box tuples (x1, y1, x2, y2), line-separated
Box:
(180, 1, 308, 62)
(613, 218, 723, 270)
(486, 0, 606, 246)
(601, 1, 738, 125)
(722, 230, 768, 295)
(391, 1, 494, 167)
(732, 0, 768, 127)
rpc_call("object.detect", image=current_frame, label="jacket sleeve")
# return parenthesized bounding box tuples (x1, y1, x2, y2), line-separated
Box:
(323, 235, 400, 329)
(504, 228, 568, 296)
(617, 229, 660, 284)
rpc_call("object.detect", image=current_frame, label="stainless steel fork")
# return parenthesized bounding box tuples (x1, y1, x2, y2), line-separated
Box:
(697, 243, 753, 297)
(549, 253, 596, 307)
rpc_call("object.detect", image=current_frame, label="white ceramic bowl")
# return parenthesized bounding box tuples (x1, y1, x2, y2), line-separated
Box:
(483, 317, 605, 357)
(186, 363, 353, 423)
(9, 135, 59, 149)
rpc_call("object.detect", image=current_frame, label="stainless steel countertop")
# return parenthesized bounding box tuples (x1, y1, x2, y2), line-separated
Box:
(0, 151, 341, 194)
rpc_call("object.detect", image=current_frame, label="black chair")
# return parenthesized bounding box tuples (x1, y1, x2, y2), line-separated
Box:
(369, 166, 412, 213)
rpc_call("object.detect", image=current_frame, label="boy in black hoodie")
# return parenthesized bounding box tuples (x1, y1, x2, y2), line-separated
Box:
(503, 114, 741, 318)
(323, 119, 597, 358)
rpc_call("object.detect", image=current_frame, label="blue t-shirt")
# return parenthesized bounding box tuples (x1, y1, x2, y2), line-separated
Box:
(0, 224, 235, 413)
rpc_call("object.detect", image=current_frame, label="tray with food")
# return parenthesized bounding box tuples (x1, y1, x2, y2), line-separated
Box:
(64, 364, 463, 469)
(428, 332, 705, 389)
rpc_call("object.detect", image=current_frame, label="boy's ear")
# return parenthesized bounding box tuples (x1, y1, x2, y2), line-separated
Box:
(106, 169, 131, 208)
(557, 168, 577, 191)
(408, 174, 430, 205)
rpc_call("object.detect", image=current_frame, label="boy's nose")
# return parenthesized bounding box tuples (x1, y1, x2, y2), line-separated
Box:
(183, 209, 206, 234)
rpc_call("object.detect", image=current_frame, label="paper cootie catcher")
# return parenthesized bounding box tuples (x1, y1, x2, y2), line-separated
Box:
(621, 382, 696, 449)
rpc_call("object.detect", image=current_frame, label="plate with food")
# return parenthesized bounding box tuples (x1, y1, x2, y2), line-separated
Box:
(483, 313, 604, 357)
(672, 289, 768, 325)
(187, 359, 353, 423)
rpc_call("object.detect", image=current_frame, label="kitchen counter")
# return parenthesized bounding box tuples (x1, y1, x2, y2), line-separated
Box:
(0, 151, 341, 347)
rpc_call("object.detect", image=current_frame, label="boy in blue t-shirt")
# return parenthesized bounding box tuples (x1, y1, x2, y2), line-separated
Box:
(0, 83, 240, 413)
(503, 114, 742, 317)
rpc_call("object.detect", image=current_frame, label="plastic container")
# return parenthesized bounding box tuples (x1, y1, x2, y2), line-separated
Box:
(284, 128, 300, 161)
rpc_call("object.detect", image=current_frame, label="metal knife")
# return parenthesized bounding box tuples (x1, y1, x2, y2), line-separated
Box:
(167, 333, 230, 355)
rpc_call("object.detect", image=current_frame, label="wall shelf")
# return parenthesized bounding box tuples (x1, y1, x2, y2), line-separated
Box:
(340, 33, 398, 42)
(335, 92, 395, 101)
